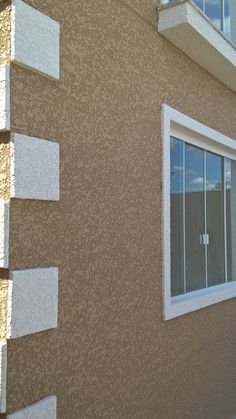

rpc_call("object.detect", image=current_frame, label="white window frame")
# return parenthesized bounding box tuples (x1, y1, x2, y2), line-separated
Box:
(162, 104, 236, 320)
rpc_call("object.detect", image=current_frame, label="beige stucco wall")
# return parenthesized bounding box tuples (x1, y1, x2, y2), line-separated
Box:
(2, 0, 236, 418)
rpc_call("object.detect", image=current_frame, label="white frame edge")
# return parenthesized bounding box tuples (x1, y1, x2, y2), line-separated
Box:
(162, 104, 236, 320)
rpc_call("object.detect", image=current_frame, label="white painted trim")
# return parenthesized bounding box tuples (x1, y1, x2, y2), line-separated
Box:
(158, 0, 236, 92)
(0, 201, 9, 269)
(7, 267, 59, 339)
(11, 0, 60, 80)
(7, 395, 57, 419)
(0, 342, 7, 414)
(162, 104, 236, 320)
(0, 65, 10, 131)
(10, 133, 60, 201)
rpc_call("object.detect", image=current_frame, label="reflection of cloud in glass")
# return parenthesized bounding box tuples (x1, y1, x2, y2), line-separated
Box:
(190, 177, 204, 185)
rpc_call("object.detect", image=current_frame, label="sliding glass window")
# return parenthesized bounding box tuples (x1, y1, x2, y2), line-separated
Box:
(170, 137, 236, 297)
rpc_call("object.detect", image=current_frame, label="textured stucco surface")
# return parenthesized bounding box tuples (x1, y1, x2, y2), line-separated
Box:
(0, 270, 9, 339)
(4, 0, 236, 418)
(0, 1, 11, 65)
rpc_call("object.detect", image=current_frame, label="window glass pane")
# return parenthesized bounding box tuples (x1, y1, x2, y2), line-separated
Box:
(185, 144, 205, 292)
(170, 137, 184, 296)
(226, 158, 236, 282)
(224, 0, 231, 39)
(206, 152, 225, 286)
(205, 0, 222, 30)
(229, 0, 236, 44)
(193, 0, 204, 11)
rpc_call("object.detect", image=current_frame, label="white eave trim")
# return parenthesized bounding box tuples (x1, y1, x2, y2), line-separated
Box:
(158, 0, 236, 92)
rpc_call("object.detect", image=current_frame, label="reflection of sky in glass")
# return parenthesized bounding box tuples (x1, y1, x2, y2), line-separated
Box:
(185, 144, 204, 192)
(206, 152, 223, 191)
(170, 137, 183, 194)
(170, 139, 233, 194)
(205, 0, 221, 30)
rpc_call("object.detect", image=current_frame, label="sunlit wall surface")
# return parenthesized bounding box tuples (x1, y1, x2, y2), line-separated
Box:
(160, 0, 236, 45)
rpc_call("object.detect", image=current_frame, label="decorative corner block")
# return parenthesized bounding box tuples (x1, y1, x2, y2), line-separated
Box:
(0, 201, 9, 268)
(7, 395, 57, 419)
(0, 341, 7, 414)
(10, 133, 60, 201)
(11, 0, 60, 80)
(0, 65, 10, 131)
(7, 267, 59, 339)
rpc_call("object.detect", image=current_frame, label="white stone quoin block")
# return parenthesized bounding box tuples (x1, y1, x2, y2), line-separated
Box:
(11, 0, 60, 79)
(10, 133, 60, 201)
(0, 201, 9, 268)
(0, 65, 10, 131)
(7, 267, 59, 339)
(0, 342, 7, 414)
(7, 396, 57, 419)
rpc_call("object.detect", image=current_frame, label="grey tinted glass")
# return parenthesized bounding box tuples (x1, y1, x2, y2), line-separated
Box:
(185, 144, 206, 292)
(226, 158, 236, 282)
(170, 137, 184, 296)
(193, 0, 204, 11)
(206, 152, 225, 286)
(205, 0, 222, 30)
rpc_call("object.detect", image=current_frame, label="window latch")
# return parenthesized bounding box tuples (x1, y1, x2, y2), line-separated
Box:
(200, 234, 209, 245)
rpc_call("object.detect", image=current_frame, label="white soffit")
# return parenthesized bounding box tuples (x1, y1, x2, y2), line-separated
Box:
(0, 342, 7, 414)
(0, 201, 9, 269)
(0, 65, 10, 131)
(10, 133, 60, 201)
(11, 0, 60, 79)
(7, 396, 57, 419)
(158, 1, 236, 92)
(7, 267, 59, 339)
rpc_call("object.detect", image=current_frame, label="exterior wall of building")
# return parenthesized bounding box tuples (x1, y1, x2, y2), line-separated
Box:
(1, 0, 236, 418)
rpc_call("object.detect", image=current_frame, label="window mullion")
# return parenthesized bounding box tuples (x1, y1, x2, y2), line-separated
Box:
(204, 150, 208, 288)
(224, 157, 228, 283)
(183, 142, 187, 294)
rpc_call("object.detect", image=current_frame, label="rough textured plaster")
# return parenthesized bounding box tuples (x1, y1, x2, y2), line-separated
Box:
(7, 268, 58, 339)
(7, 396, 57, 419)
(0, 135, 10, 200)
(10, 134, 60, 201)
(0, 2, 11, 65)
(5, 0, 236, 418)
(11, 0, 60, 79)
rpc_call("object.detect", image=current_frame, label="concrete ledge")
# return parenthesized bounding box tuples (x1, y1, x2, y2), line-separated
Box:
(0, 65, 10, 131)
(10, 133, 60, 201)
(11, 0, 60, 79)
(0, 201, 9, 269)
(7, 267, 59, 339)
(7, 395, 57, 419)
(0, 342, 7, 414)
(158, 0, 236, 91)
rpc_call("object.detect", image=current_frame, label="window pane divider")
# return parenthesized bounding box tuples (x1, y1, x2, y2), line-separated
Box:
(183, 142, 187, 294)
(224, 157, 228, 283)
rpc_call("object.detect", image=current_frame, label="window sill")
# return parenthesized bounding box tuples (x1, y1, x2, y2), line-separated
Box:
(157, 0, 236, 92)
(165, 281, 236, 320)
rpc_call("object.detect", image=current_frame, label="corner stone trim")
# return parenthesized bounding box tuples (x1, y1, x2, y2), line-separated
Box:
(0, 201, 9, 268)
(10, 133, 60, 201)
(7, 267, 59, 339)
(0, 65, 10, 131)
(7, 395, 57, 419)
(11, 0, 60, 79)
(0, 342, 7, 414)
